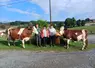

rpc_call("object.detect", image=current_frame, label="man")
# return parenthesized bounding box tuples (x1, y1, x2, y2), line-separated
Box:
(49, 25, 56, 47)
(35, 24, 41, 46)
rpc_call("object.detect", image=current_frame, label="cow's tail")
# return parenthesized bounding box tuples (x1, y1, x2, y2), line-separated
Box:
(7, 27, 12, 46)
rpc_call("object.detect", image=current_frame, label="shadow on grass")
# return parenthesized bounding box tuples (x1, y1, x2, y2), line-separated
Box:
(59, 39, 83, 50)
(0, 39, 23, 48)
(69, 42, 83, 50)
(0, 40, 8, 46)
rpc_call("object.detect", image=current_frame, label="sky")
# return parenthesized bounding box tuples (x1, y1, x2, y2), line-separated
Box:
(0, 0, 95, 22)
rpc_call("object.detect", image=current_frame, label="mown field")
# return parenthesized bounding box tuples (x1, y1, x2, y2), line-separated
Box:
(0, 26, 95, 52)
(70, 26, 95, 34)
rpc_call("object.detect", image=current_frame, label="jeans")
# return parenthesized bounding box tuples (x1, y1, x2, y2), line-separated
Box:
(35, 34, 41, 46)
(50, 35, 55, 46)
(42, 37, 47, 47)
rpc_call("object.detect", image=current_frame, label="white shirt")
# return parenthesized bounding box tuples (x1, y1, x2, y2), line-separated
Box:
(49, 27, 56, 36)
(43, 29, 47, 37)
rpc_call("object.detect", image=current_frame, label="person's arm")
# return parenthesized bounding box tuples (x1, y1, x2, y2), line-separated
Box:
(40, 29, 43, 38)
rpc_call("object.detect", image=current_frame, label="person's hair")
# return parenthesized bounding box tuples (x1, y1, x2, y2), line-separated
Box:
(36, 24, 38, 26)
(44, 25, 46, 27)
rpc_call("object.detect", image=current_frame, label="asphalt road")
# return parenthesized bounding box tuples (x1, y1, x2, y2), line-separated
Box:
(0, 50, 95, 68)
(88, 35, 95, 44)
(0, 35, 95, 68)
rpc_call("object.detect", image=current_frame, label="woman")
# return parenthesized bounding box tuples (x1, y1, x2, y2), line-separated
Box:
(40, 26, 49, 47)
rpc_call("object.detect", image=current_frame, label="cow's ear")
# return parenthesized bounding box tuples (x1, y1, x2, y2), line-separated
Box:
(27, 26, 31, 30)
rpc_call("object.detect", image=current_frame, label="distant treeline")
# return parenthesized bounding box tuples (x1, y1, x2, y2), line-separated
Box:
(0, 18, 94, 29)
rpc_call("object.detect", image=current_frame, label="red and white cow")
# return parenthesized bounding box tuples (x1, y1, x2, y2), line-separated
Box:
(60, 26, 88, 50)
(7, 26, 38, 48)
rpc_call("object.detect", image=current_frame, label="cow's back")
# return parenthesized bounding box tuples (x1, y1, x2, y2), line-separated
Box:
(64, 30, 83, 40)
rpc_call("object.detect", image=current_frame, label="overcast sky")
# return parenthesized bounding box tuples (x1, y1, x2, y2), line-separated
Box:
(0, 0, 95, 22)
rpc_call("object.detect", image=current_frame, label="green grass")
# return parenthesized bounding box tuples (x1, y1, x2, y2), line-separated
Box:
(70, 26, 95, 34)
(0, 36, 95, 52)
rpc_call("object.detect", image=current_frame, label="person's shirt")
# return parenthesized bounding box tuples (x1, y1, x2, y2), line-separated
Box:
(40, 28, 49, 38)
(43, 29, 47, 37)
(49, 27, 56, 36)
(36, 27, 40, 34)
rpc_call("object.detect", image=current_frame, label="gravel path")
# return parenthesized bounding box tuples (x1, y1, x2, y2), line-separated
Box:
(0, 35, 95, 68)
(0, 50, 95, 68)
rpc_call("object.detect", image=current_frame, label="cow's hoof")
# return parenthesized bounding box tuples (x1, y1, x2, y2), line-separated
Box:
(84, 47, 87, 49)
(22, 46, 25, 49)
(82, 48, 84, 50)
(13, 45, 15, 46)
(66, 46, 69, 49)
(66, 47, 69, 49)
(8, 44, 10, 46)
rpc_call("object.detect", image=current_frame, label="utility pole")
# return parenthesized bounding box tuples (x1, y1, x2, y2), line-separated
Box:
(49, 0, 52, 25)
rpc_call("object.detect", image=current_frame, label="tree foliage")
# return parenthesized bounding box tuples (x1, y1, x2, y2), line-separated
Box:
(64, 17, 76, 28)
(5, 17, 90, 29)
(36, 20, 48, 28)
(85, 18, 90, 22)
(76, 19, 81, 26)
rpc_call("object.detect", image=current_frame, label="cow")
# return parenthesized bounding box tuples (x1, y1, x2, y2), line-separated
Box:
(7, 26, 38, 48)
(60, 26, 88, 50)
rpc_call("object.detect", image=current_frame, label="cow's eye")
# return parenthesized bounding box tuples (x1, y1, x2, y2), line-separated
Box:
(28, 28, 31, 30)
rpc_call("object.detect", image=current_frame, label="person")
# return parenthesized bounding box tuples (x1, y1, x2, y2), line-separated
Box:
(35, 24, 41, 47)
(48, 25, 56, 47)
(40, 26, 49, 47)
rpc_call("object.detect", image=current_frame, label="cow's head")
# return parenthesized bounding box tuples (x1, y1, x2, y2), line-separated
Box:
(32, 26, 38, 34)
(60, 26, 65, 35)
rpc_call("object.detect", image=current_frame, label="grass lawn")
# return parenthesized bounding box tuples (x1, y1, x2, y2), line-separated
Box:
(0, 36, 95, 52)
(70, 26, 95, 34)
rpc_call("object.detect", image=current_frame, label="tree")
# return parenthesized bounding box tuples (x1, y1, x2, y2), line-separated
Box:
(72, 17, 76, 27)
(56, 22, 64, 29)
(76, 19, 86, 26)
(85, 18, 90, 22)
(64, 17, 76, 28)
(64, 18, 71, 28)
(36, 20, 48, 28)
(81, 20, 86, 26)
(76, 19, 81, 26)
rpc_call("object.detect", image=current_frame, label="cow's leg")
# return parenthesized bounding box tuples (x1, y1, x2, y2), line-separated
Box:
(82, 30, 88, 50)
(8, 40, 10, 46)
(82, 39, 86, 50)
(22, 40, 25, 48)
(67, 39, 70, 49)
(36, 35, 39, 47)
(84, 39, 88, 49)
(13, 40, 15, 46)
